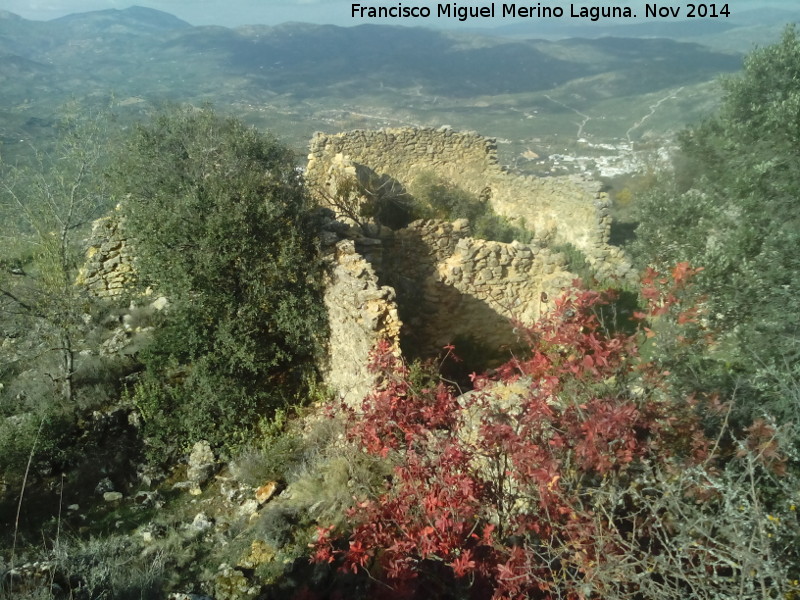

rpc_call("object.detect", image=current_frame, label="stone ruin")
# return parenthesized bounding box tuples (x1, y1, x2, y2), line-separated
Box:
(308, 127, 633, 402)
(306, 127, 633, 281)
(317, 213, 574, 404)
(80, 127, 634, 405)
(76, 209, 135, 297)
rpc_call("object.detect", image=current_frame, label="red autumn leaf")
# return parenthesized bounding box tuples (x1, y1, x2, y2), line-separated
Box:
(450, 549, 476, 578)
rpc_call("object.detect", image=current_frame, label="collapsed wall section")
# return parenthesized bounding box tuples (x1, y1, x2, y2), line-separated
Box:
(319, 234, 402, 406)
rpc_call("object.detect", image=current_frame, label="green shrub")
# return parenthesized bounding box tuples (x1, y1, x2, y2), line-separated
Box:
(109, 107, 328, 459)
(231, 411, 306, 487)
(410, 172, 485, 223)
(472, 213, 532, 243)
(631, 28, 800, 423)
(0, 411, 78, 491)
(551, 241, 595, 282)
(411, 172, 532, 242)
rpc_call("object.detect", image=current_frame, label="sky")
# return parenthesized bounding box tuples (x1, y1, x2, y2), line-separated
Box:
(0, 0, 788, 28)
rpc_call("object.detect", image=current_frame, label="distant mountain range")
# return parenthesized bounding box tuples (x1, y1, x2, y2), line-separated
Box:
(484, 7, 799, 45)
(0, 5, 793, 160)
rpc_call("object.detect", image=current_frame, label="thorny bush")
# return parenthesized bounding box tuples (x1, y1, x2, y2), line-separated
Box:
(310, 264, 799, 600)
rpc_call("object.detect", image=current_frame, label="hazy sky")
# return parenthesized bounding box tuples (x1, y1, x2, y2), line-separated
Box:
(1, 0, 788, 28)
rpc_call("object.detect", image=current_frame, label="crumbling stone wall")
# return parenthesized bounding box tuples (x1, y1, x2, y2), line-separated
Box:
(76, 211, 136, 298)
(307, 127, 633, 280)
(379, 219, 573, 356)
(307, 127, 498, 189)
(80, 127, 628, 404)
(318, 226, 402, 405)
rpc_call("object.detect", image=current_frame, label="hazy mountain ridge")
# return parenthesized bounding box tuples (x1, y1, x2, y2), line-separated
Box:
(152, 22, 742, 98)
(489, 14, 737, 39)
(486, 7, 800, 45)
(53, 4, 191, 32)
(1, 10, 742, 97)
(0, 6, 754, 163)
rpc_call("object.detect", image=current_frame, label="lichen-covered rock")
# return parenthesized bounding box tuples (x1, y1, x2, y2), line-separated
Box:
(255, 481, 278, 505)
(190, 512, 214, 532)
(214, 564, 259, 600)
(238, 540, 276, 570)
(187, 440, 216, 486)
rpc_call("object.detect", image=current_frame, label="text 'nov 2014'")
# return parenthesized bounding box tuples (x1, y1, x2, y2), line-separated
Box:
(350, 3, 731, 22)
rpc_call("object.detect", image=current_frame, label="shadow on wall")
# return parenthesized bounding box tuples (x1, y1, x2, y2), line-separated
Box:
(366, 220, 573, 371)
(378, 225, 514, 361)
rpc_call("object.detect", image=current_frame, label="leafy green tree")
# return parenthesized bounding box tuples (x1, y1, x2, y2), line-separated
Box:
(110, 107, 327, 456)
(633, 27, 800, 420)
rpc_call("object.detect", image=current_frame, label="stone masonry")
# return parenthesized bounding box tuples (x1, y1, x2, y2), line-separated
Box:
(379, 219, 573, 356)
(318, 215, 402, 405)
(76, 209, 136, 298)
(306, 127, 633, 280)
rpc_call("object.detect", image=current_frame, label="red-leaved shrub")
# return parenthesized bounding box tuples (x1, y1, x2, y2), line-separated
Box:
(311, 264, 797, 599)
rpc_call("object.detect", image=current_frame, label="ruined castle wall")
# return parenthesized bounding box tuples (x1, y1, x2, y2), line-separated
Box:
(381, 219, 574, 355)
(76, 212, 136, 298)
(307, 128, 630, 279)
(320, 238, 402, 405)
(79, 127, 628, 406)
(307, 127, 498, 191)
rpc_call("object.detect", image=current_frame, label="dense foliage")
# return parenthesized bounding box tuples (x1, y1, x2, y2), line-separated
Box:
(632, 27, 800, 420)
(311, 267, 798, 599)
(110, 107, 327, 456)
